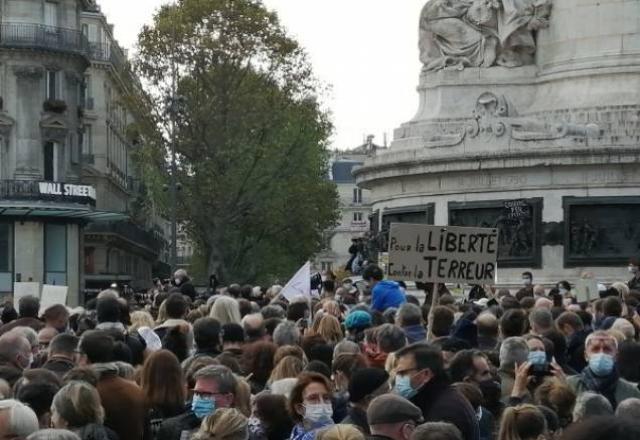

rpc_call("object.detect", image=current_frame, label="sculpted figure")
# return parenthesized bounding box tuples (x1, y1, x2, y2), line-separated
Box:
(419, 0, 552, 71)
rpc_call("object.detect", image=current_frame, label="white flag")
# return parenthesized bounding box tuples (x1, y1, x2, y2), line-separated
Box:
(281, 262, 311, 301)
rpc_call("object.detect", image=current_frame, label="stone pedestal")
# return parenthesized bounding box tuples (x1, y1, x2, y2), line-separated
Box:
(355, 0, 640, 285)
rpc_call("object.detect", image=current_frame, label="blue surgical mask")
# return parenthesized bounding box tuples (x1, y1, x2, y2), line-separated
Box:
(528, 351, 547, 366)
(191, 395, 216, 419)
(589, 353, 615, 376)
(394, 375, 417, 400)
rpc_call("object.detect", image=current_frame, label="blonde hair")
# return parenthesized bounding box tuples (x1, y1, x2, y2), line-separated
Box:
(612, 282, 630, 299)
(497, 404, 546, 440)
(156, 300, 168, 325)
(210, 297, 241, 325)
(234, 377, 252, 417)
(52, 381, 105, 428)
(316, 315, 343, 344)
(268, 356, 304, 384)
(317, 424, 364, 440)
(194, 408, 248, 440)
(129, 311, 155, 333)
(322, 301, 341, 319)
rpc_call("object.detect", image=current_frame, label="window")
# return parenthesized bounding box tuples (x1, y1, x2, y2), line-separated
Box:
(321, 262, 333, 272)
(44, 223, 67, 286)
(353, 212, 363, 222)
(46, 70, 58, 100)
(353, 188, 363, 204)
(0, 223, 13, 293)
(44, 1, 58, 27)
(82, 125, 92, 154)
(43, 141, 58, 181)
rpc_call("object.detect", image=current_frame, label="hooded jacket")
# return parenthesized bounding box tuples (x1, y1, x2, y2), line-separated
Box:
(371, 281, 406, 312)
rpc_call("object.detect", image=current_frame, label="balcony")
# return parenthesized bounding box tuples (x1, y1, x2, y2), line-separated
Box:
(88, 42, 129, 73)
(0, 22, 90, 58)
(85, 221, 166, 255)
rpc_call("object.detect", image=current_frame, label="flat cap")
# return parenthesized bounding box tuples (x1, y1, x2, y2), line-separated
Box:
(367, 394, 423, 425)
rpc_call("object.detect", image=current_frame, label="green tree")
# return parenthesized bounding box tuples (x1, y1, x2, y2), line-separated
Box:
(135, 0, 339, 283)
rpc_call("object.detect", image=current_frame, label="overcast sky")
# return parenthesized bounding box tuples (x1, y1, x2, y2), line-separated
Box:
(99, 0, 425, 150)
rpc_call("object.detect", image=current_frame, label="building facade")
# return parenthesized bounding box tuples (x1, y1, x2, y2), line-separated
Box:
(355, 0, 640, 286)
(79, 7, 168, 294)
(0, 0, 167, 304)
(313, 137, 380, 273)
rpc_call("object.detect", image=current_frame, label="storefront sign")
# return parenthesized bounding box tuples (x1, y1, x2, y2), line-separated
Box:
(38, 182, 96, 202)
(387, 223, 499, 284)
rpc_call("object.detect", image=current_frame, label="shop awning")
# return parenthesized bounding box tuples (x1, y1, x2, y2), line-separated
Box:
(0, 203, 128, 222)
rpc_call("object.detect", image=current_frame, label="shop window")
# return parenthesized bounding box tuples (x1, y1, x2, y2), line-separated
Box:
(45, 223, 67, 285)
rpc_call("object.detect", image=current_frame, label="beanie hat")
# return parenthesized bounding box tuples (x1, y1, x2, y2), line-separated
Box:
(345, 310, 372, 330)
(349, 368, 389, 403)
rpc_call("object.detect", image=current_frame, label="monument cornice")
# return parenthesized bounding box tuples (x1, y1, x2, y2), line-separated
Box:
(355, 146, 640, 186)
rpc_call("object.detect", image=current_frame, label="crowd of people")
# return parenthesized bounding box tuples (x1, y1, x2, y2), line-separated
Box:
(1, 263, 640, 440)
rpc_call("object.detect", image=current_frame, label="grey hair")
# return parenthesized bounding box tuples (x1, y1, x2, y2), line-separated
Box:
(585, 330, 619, 350)
(376, 324, 407, 353)
(114, 361, 136, 380)
(529, 308, 553, 331)
(261, 305, 285, 320)
(611, 319, 635, 341)
(333, 340, 360, 358)
(616, 398, 640, 420)
(412, 422, 462, 440)
(174, 269, 188, 279)
(28, 429, 81, 440)
(0, 399, 39, 438)
(194, 365, 238, 394)
(97, 289, 119, 300)
(11, 326, 38, 349)
(396, 303, 422, 327)
(573, 391, 613, 421)
(273, 321, 301, 346)
(499, 337, 529, 368)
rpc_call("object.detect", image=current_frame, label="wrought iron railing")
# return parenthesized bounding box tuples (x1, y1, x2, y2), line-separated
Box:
(88, 42, 129, 73)
(85, 221, 165, 254)
(0, 22, 90, 57)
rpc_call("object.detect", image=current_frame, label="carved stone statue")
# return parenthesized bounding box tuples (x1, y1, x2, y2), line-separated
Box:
(419, 0, 552, 71)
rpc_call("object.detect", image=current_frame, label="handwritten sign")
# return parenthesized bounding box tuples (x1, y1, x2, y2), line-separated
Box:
(574, 278, 599, 303)
(39, 285, 68, 315)
(13, 282, 41, 309)
(387, 224, 499, 284)
(503, 199, 530, 221)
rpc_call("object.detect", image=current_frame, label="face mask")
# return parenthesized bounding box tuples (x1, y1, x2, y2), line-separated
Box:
(304, 403, 333, 424)
(589, 353, 615, 376)
(191, 395, 216, 419)
(394, 375, 418, 400)
(559, 288, 568, 295)
(175, 278, 182, 286)
(478, 379, 501, 401)
(523, 278, 532, 286)
(630, 266, 639, 274)
(528, 351, 547, 366)
(343, 283, 352, 290)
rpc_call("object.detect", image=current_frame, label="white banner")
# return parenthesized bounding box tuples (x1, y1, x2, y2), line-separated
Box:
(281, 262, 311, 301)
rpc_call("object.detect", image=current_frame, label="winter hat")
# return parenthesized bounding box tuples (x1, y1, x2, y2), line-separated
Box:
(348, 368, 389, 403)
(345, 310, 372, 330)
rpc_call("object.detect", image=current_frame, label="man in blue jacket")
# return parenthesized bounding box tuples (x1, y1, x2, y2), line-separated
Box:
(363, 264, 407, 312)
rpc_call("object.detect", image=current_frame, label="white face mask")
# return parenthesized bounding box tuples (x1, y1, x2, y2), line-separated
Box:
(304, 403, 333, 424)
(174, 278, 181, 285)
(559, 288, 568, 295)
(523, 278, 532, 286)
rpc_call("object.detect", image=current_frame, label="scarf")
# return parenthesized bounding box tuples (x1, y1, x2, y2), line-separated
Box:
(581, 366, 619, 408)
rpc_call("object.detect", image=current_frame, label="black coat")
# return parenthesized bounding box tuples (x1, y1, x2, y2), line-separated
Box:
(156, 411, 200, 440)
(567, 330, 589, 373)
(342, 405, 370, 434)
(180, 282, 197, 301)
(410, 378, 480, 440)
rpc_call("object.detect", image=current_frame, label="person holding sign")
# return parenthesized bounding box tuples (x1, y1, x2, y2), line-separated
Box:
(362, 265, 406, 313)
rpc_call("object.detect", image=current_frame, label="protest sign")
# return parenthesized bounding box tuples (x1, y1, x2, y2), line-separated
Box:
(39, 285, 68, 315)
(13, 282, 41, 309)
(387, 224, 499, 284)
(574, 278, 599, 303)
